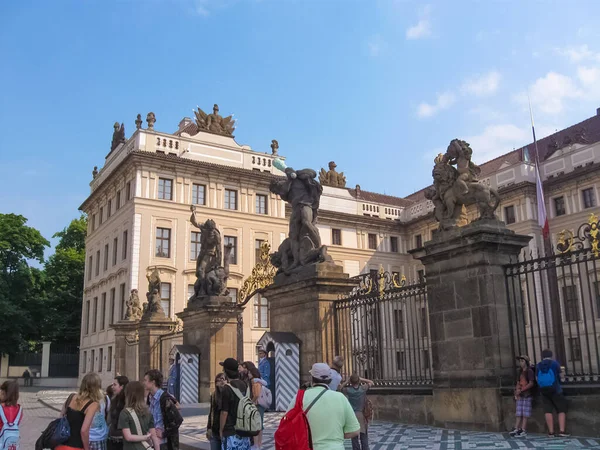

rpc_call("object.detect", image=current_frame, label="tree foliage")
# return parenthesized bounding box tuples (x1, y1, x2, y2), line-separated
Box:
(0, 214, 87, 354)
(0, 214, 50, 355)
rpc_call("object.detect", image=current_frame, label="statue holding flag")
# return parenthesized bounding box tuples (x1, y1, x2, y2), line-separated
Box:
(270, 159, 331, 273)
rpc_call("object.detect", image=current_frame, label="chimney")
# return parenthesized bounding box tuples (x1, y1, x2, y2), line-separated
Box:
(355, 184, 361, 198)
(178, 117, 192, 131)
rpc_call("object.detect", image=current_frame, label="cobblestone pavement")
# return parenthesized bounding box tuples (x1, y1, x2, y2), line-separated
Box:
(19, 387, 73, 448)
(34, 391, 600, 450)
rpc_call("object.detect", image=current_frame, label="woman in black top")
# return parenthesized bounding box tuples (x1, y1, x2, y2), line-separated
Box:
(108, 376, 129, 450)
(206, 373, 226, 450)
(56, 372, 102, 450)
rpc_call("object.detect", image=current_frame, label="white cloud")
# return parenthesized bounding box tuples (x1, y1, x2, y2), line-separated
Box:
(555, 45, 600, 63)
(515, 72, 583, 115)
(406, 5, 432, 40)
(461, 71, 501, 97)
(577, 66, 600, 85)
(417, 92, 456, 118)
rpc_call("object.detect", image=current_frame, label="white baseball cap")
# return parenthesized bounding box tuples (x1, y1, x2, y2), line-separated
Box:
(309, 363, 332, 381)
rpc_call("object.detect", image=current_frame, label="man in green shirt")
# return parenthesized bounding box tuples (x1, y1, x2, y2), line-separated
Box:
(288, 363, 360, 450)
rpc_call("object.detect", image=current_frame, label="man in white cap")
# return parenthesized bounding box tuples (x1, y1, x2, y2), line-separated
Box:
(289, 362, 360, 450)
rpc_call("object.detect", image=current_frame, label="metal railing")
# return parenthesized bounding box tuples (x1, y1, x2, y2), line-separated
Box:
(505, 214, 600, 384)
(333, 270, 432, 387)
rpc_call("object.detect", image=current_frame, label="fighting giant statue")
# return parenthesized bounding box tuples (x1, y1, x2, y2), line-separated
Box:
(270, 160, 331, 273)
(189, 205, 232, 301)
(142, 267, 166, 319)
(427, 139, 500, 230)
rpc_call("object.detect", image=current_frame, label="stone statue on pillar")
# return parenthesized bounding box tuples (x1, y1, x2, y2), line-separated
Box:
(124, 289, 143, 321)
(270, 160, 332, 274)
(429, 139, 501, 230)
(189, 206, 233, 303)
(142, 267, 166, 320)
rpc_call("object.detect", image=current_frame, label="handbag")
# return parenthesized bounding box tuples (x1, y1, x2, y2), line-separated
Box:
(126, 408, 151, 449)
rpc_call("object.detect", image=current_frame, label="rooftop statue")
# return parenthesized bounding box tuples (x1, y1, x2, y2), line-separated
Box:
(189, 205, 232, 300)
(271, 139, 279, 155)
(270, 159, 331, 274)
(319, 161, 346, 188)
(111, 122, 126, 151)
(193, 104, 235, 137)
(429, 139, 500, 230)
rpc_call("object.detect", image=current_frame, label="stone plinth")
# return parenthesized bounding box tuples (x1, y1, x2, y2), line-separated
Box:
(138, 316, 176, 382)
(263, 262, 357, 384)
(112, 320, 140, 380)
(178, 296, 241, 402)
(411, 219, 530, 431)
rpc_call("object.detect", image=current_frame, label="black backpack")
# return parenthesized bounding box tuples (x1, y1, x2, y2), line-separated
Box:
(159, 391, 183, 437)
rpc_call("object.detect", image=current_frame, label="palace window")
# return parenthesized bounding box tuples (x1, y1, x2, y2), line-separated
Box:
(82, 351, 87, 373)
(225, 189, 238, 210)
(554, 196, 566, 217)
(228, 288, 238, 303)
(155, 228, 171, 258)
(192, 183, 206, 205)
(254, 294, 269, 328)
(158, 178, 173, 200)
(569, 337, 582, 361)
(188, 284, 195, 300)
(396, 351, 405, 371)
(98, 348, 103, 372)
(100, 293, 106, 331)
(394, 308, 404, 339)
(191, 231, 201, 260)
(110, 288, 116, 325)
(88, 256, 92, 281)
(92, 297, 98, 333)
(85, 300, 90, 335)
(107, 346, 113, 372)
(122, 230, 128, 260)
(107, 199, 112, 218)
(582, 187, 596, 209)
(224, 236, 238, 264)
(90, 350, 95, 373)
(504, 205, 516, 224)
(256, 194, 268, 215)
(116, 191, 121, 210)
(390, 236, 399, 253)
(92, 214, 97, 232)
(126, 181, 131, 200)
(113, 237, 118, 266)
(104, 244, 109, 271)
(332, 229, 342, 246)
(161, 283, 171, 317)
(368, 233, 377, 250)
(415, 234, 422, 249)
(95, 250, 100, 276)
(119, 283, 126, 320)
(562, 285, 580, 322)
(99, 207, 104, 225)
(255, 239, 265, 264)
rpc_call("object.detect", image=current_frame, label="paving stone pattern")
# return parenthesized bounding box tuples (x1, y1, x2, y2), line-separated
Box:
(31, 390, 600, 450)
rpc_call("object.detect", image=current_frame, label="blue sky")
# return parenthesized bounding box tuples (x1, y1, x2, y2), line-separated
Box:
(2, 0, 600, 254)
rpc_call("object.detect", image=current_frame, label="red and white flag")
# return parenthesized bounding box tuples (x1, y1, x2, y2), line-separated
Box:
(529, 97, 549, 238)
(535, 162, 549, 238)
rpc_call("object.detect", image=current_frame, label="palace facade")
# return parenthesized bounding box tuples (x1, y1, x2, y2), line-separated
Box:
(79, 105, 600, 385)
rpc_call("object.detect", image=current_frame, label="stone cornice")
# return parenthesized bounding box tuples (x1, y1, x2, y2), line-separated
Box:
(84, 267, 128, 294)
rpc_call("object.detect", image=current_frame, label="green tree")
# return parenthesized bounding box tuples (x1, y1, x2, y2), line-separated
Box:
(0, 214, 50, 355)
(41, 216, 87, 344)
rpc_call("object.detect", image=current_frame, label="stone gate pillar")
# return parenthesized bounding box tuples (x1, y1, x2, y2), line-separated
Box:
(112, 321, 139, 379)
(178, 297, 242, 402)
(138, 317, 176, 382)
(262, 263, 356, 385)
(411, 220, 530, 431)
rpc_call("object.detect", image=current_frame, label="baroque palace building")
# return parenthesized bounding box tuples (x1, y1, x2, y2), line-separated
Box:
(79, 105, 600, 384)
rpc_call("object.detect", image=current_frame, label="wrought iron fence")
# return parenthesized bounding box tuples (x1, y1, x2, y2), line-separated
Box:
(505, 213, 600, 384)
(333, 269, 432, 387)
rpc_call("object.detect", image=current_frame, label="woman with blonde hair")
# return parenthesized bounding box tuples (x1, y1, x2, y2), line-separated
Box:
(118, 381, 161, 450)
(56, 372, 102, 450)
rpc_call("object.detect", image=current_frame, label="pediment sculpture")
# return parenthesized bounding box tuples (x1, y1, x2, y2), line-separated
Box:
(319, 161, 346, 188)
(193, 104, 235, 137)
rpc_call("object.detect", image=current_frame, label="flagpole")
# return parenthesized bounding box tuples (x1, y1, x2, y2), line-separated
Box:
(528, 98, 566, 365)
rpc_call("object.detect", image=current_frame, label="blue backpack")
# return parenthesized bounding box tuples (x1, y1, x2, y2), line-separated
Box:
(537, 365, 556, 393)
(0, 405, 22, 450)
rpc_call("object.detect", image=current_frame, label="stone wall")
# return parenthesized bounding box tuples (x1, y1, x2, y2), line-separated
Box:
(367, 389, 600, 438)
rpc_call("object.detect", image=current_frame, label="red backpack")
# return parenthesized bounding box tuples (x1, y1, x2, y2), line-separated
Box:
(274, 388, 327, 450)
